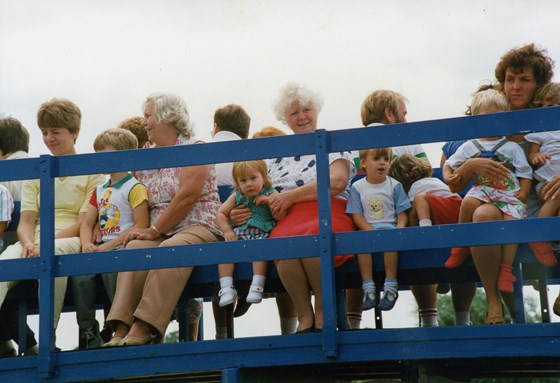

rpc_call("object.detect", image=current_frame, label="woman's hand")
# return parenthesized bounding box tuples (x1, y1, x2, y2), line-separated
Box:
(469, 158, 509, 182)
(229, 204, 252, 227)
(124, 227, 160, 244)
(266, 192, 293, 218)
(541, 174, 560, 202)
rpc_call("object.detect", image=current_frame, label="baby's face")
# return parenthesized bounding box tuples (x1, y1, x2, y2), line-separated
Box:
(542, 100, 560, 107)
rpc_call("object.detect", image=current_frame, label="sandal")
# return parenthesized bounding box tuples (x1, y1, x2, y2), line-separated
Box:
(485, 313, 505, 325)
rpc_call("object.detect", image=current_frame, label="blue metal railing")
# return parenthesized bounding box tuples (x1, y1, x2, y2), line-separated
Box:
(0, 106, 559, 381)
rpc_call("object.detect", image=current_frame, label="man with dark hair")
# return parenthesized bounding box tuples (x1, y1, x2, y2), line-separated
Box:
(0, 116, 37, 357)
(211, 104, 251, 186)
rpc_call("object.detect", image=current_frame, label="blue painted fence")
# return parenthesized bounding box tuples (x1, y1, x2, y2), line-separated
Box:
(0, 106, 560, 382)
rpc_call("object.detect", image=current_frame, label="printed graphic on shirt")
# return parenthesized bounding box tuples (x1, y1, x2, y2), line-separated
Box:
(99, 189, 121, 235)
(368, 196, 384, 220)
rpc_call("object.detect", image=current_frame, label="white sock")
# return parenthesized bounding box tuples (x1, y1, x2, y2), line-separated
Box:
(347, 311, 362, 329)
(280, 317, 298, 334)
(455, 311, 471, 326)
(219, 276, 234, 289)
(419, 219, 432, 227)
(251, 274, 266, 288)
(419, 308, 439, 327)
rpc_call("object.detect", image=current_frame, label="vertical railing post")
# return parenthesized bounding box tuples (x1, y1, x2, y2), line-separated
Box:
(38, 154, 56, 378)
(314, 130, 338, 358)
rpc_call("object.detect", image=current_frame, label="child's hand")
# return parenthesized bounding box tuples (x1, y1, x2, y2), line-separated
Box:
(254, 195, 269, 205)
(529, 152, 549, 166)
(82, 242, 100, 252)
(223, 231, 238, 241)
(514, 191, 528, 203)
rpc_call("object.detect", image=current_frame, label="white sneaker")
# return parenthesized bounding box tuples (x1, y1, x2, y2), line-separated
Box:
(218, 286, 237, 307)
(246, 285, 264, 303)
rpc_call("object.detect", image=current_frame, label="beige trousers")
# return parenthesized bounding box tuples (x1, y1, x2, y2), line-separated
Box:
(0, 237, 81, 329)
(106, 225, 219, 337)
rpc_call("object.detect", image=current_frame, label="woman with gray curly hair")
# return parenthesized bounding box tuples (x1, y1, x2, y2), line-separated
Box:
(233, 83, 356, 333)
(104, 93, 221, 346)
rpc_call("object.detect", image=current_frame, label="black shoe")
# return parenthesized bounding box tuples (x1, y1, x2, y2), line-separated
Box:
(233, 299, 252, 318)
(79, 323, 103, 350)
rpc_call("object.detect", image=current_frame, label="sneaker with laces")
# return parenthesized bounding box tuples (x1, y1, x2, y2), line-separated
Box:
(377, 290, 399, 311)
(218, 286, 237, 307)
(362, 290, 377, 311)
(246, 285, 264, 303)
(79, 323, 103, 350)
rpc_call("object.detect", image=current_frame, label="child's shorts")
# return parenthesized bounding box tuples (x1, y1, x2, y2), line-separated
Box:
(425, 193, 462, 224)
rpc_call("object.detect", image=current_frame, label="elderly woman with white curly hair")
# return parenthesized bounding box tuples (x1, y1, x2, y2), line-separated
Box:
(104, 93, 221, 346)
(233, 83, 356, 333)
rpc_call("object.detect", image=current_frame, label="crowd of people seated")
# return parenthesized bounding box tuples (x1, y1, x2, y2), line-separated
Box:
(1, 42, 559, 356)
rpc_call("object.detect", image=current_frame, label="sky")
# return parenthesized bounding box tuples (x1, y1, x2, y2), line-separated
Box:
(3, 0, 560, 350)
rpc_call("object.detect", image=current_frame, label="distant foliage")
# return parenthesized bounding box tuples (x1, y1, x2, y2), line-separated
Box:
(436, 288, 541, 326)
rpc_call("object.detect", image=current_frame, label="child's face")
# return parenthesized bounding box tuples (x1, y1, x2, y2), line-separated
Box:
(237, 167, 265, 197)
(361, 153, 390, 183)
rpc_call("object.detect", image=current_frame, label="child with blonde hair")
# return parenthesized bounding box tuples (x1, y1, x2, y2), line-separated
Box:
(443, 88, 533, 293)
(80, 128, 149, 348)
(524, 83, 560, 268)
(346, 147, 411, 311)
(216, 160, 278, 307)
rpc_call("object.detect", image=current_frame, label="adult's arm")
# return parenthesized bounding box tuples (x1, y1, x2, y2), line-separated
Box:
(18, 211, 38, 258)
(266, 158, 350, 214)
(444, 158, 509, 193)
(128, 164, 211, 241)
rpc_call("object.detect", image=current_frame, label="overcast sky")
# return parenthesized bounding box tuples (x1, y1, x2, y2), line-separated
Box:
(3, 1, 560, 349)
(2, 0, 559, 163)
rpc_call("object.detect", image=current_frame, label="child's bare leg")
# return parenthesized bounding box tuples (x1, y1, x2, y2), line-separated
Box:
(413, 193, 432, 226)
(358, 253, 376, 311)
(528, 200, 559, 266)
(378, 251, 399, 311)
(408, 205, 419, 227)
(218, 264, 237, 307)
(446, 197, 483, 269)
(357, 253, 373, 282)
(247, 261, 268, 303)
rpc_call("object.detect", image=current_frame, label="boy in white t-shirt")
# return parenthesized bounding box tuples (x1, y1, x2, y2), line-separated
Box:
(346, 147, 411, 311)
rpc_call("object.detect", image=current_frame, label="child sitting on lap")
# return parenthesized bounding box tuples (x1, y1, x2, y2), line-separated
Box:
(216, 160, 278, 307)
(443, 88, 533, 293)
(346, 147, 411, 311)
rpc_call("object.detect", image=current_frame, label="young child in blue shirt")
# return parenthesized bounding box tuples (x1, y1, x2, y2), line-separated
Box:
(346, 147, 411, 311)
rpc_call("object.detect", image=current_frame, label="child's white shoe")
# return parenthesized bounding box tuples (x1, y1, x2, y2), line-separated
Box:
(218, 286, 237, 307)
(246, 285, 264, 303)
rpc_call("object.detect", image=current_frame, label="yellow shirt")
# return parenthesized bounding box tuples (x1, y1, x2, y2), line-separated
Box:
(21, 174, 106, 237)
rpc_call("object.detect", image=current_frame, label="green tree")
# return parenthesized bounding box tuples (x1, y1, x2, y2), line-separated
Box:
(435, 289, 541, 326)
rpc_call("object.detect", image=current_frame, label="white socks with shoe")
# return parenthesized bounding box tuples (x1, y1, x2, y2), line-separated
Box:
(247, 275, 266, 303)
(218, 277, 237, 307)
